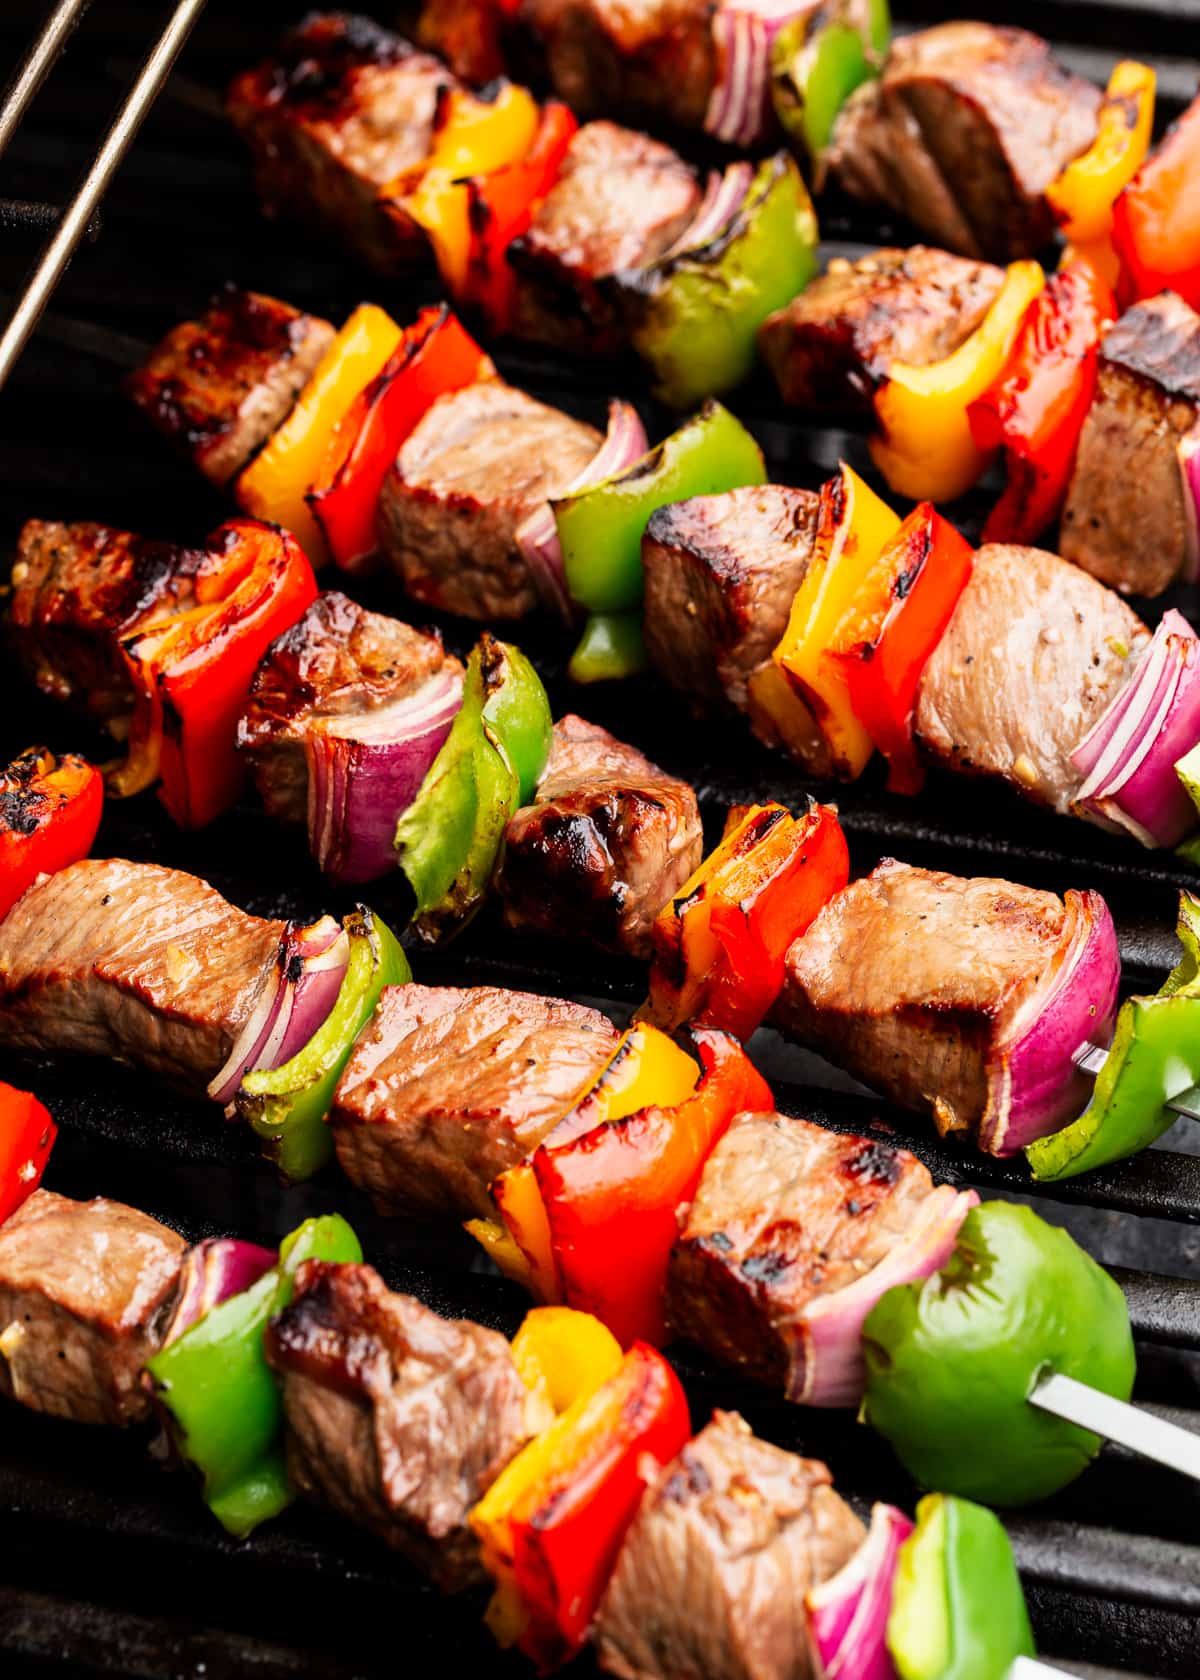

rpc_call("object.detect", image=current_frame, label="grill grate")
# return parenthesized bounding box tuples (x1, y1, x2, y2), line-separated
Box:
(1, 1, 1199, 1674)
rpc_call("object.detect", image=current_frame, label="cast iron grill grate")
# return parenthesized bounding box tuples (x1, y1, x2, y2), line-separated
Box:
(0, 2, 1198, 1675)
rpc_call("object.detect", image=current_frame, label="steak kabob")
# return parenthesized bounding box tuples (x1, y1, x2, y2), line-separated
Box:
(0, 1091, 1073, 1680)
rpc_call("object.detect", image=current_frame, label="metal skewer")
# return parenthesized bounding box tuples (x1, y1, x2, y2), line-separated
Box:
(1075, 1043, 1200, 1123)
(1030, 1373, 1200, 1483)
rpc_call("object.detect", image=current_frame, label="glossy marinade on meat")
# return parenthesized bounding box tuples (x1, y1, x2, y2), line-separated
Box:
(378, 381, 602, 620)
(0, 1190, 185, 1428)
(126, 288, 336, 487)
(1061, 291, 1200, 597)
(499, 714, 703, 958)
(0, 858, 284, 1090)
(266, 1260, 533, 1591)
(330, 984, 620, 1218)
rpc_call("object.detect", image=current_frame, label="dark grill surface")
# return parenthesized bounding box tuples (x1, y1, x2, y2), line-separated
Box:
(1, 2, 1199, 1674)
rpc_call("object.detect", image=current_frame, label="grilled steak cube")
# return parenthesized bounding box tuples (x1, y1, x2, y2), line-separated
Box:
(126, 288, 335, 487)
(520, 0, 718, 131)
(498, 714, 703, 958)
(759, 247, 1003, 413)
(827, 23, 1099, 261)
(237, 591, 460, 824)
(228, 13, 452, 274)
(914, 544, 1148, 814)
(267, 1261, 531, 1590)
(0, 1190, 184, 1428)
(668, 1113, 954, 1403)
(776, 860, 1069, 1144)
(509, 120, 702, 353)
(378, 381, 601, 620)
(1061, 292, 1200, 597)
(595, 1410, 865, 1680)
(331, 984, 620, 1218)
(0, 859, 284, 1091)
(8, 520, 206, 736)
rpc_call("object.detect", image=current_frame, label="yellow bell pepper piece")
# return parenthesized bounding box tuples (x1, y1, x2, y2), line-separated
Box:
(511, 1306, 623, 1416)
(236, 304, 403, 566)
(773, 464, 901, 777)
(557, 1023, 700, 1143)
(870, 261, 1046, 503)
(463, 1213, 537, 1293)
(1048, 62, 1156, 247)
(404, 84, 541, 294)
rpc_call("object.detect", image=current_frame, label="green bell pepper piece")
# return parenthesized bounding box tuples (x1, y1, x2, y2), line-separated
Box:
(394, 634, 552, 938)
(567, 611, 647, 685)
(1027, 891, 1200, 1181)
(772, 0, 890, 169)
(145, 1213, 362, 1537)
(861, 1201, 1135, 1506)
(1175, 743, 1200, 861)
(887, 1494, 1035, 1680)
(624, 154, 819, 410)
(236, 907, 410, 1182)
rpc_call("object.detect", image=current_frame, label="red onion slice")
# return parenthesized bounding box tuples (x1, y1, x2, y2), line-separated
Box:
(795, 1187, 978, 1408)
(161, 1238, 278, 1347)
(207, 914, 350, 1106)
(1180, 422, 1200, 585)
(660, 162, 756, 262)
(305, 665, 463, 886)
(516, 400, 648, 621)
(806, 1503, 913, 1680)
(981, 889, 1120, 1157)
(706, 1, 808, 146)
(1071, 611, 1200, 848)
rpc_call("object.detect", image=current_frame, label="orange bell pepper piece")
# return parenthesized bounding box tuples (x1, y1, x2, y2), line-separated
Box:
(0, 1084, 56, 1228)
(0, 747, 103, 920)
(1113, 90, 1200, 312)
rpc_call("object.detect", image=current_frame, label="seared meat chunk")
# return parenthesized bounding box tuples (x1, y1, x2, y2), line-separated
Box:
(1061, 292, 1200, 597)
(0, 1190, 184, 1427)
(8, 520, 205, 735)
(237, 591, 460, 825)
(914, 544, 1148, 814)
(499, 715, 703, 958)
(267, 1261, 531, 1590)
(596, 1411, 864, 1680)
(126, 288, 335, 487)
(760, 247, 1003, 413)
(827, 23, 1099, 261)
(0, 859, 284, 1091)
(669, 1114, 965, 1404)
(228, 13, 452, 273)
(331, 984, 620, 1217)
(509, 121, 702, 353)
(378, 381, 601, 620)
(776, 860, 1069, 1145)
(520, 0, 718, 131)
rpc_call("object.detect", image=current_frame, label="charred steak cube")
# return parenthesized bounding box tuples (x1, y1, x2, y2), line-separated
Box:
(498, 714, 703, 958)
(595, 1410, 865, 1680)
(914, 543, 1148, 814)
(827, 23, 1099, 261)
(126, 288, 335, 487)
(330, 984, 620, 1218)
(776, 860, 1070, 1145)
(0, 1190, 185, 1428)
(378, 381, 602, 620)
(0, 858, 285, 1092)
(668, 1113, 961, 1404)
(508, 120, 702, 353)
(237, 590, 460, 825)
(7, 520, 207, 736)
(1061, 292, 1200, 597)
(267, 1261, 532, 1590)
(228, 12, 453, 273)
(759, 247, 1003, 413)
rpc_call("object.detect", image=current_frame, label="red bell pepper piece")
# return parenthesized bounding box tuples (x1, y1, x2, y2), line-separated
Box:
(828, 505, 976, 797)
(462, 101, 578, 332)
(122, 520, 317, 829)
(535, 1029, 773, 1348)
(0, 746, 103, 920)
(510, 1343, 690, 1668)
(0, 1084, 56, 1226)
(308, 305, 494, 571)
(1113, 92, 1200, 312)
(967, 260, 1116, 547)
